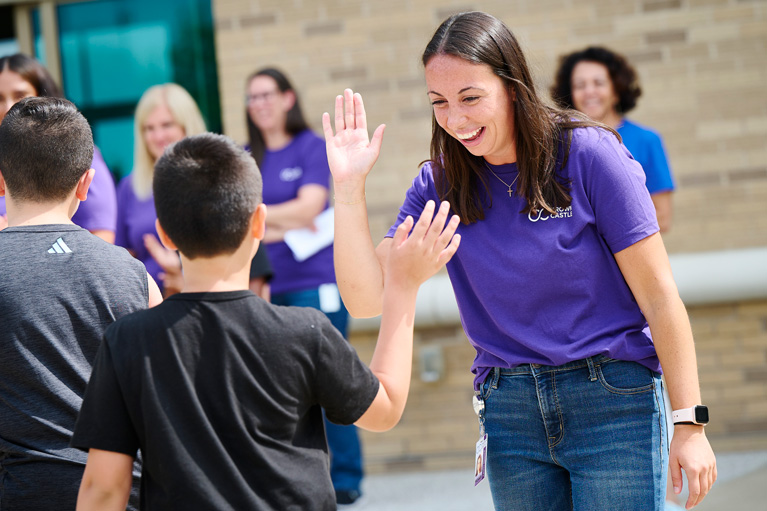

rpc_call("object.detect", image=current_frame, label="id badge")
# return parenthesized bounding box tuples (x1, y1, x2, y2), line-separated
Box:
(474, 434, 488, 486)
(318, 283, 341, 313)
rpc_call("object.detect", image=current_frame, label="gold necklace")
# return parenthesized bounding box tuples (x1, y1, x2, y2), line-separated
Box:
(484, 162, 519, 197)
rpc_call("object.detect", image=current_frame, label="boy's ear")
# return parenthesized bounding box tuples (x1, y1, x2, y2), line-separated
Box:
(251, 203, 267, 240)
(0, 168, 5, 197)
(155, 219, 178, 251)
(74, 168, 96, 201)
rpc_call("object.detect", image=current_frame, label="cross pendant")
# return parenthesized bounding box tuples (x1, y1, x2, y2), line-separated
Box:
(507, 187, 513, 197)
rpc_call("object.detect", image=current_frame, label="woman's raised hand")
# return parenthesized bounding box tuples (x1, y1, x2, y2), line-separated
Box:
(322, 89, 385, 190)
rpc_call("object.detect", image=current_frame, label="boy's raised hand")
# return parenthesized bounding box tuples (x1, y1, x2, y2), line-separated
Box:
(386, 200, 461, 289)
(322, 89, 385, 186)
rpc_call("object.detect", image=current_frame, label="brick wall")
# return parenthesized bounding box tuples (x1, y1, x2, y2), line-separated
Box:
(212, 0, 767, 472)
(213, 0, 767, 252)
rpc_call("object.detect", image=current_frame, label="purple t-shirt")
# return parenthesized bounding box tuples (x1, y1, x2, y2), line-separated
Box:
(387, 127, 661, 390)
(0, 148, 117, 233)
(115, 174, 163, 291)
(259, 129, 335, 295)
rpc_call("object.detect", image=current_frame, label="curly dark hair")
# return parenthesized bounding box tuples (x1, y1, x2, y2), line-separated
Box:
(550, 46, 641, 114)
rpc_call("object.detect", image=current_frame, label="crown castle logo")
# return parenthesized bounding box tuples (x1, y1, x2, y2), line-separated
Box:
(528, 206, 573, 223)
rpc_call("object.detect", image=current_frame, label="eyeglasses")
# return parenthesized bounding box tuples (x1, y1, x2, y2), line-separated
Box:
(246, 90, 279, 105)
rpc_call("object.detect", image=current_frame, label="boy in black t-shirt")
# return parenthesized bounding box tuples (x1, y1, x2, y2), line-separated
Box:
(72, 133, 461, 510)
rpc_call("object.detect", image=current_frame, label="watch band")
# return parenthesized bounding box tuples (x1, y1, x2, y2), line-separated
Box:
(672, 405, 708, 425)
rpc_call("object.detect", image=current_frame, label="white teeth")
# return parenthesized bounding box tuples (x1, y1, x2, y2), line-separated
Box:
(456, 127, 482, 140)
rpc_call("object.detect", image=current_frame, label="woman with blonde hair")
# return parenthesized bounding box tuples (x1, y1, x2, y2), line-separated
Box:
(115, 83, 206, 294)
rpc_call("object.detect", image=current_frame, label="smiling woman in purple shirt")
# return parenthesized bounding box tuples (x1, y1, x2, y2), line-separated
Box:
(323, 11, 716, 511)
(0, 54, 117, 241)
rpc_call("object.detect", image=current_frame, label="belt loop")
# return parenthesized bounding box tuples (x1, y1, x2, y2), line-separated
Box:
(491, 367, 501, 390)
(586, 357, 598, 381)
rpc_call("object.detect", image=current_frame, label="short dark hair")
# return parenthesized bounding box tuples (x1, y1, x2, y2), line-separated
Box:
(245, 67, 309, 165)
(153, 133, 262, 259)
(0, 53, 63, 98)
(551, 46, 642, 114)
(0, 97, 94, 202)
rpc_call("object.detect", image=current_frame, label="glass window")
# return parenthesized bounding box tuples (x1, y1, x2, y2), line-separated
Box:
(51, 0, 221, 179)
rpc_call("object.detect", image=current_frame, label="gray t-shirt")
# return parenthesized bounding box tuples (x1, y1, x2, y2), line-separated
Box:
(0, 224, 148, 510)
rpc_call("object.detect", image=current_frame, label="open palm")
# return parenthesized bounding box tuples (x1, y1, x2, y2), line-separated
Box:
(322, 89, 385, 184)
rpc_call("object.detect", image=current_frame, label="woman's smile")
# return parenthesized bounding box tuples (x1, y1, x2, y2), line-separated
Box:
(424, 54, 516, 165)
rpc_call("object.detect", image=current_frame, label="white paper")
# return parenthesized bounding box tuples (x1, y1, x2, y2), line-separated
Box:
(283, 208, 335, 262)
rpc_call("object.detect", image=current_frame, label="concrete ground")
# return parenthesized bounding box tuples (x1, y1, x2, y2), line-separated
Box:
(346, 450, 767, 510)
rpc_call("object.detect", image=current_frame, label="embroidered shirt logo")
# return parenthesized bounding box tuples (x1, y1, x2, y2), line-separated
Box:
(279, 166, 303, 182)
(528, 206, 573, 223)
(48, 237, 72, 254)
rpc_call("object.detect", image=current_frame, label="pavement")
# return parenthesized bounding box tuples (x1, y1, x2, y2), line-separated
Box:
(345, 450, 767, 510)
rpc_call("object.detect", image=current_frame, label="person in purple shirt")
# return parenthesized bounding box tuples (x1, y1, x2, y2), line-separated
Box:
(245, 67, 366, 506)
(0, 53, 117, 241)
(323, 12, 715, 511)
(115, 83, 206, 294)
(551, 46, 675, 232)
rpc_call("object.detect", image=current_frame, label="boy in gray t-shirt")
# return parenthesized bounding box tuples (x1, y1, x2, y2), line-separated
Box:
(0, 97, 162, 510)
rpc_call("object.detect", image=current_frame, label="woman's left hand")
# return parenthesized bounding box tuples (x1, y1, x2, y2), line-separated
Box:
(668, 425, 717, 509)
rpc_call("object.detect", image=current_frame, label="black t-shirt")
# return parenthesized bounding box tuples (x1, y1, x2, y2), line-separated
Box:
(72, 290, 379, 510)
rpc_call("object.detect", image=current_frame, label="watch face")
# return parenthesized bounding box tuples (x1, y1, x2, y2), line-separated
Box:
(695, 406, 709, 423)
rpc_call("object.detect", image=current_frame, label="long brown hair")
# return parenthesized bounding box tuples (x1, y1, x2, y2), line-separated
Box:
(245, 68, 310, 165)
(423, 12, 614, 223)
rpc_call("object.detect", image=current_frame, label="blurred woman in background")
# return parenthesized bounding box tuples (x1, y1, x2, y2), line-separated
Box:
(117, 82, 272, 297)
(0, 53, 117, 240)
(551, 46, 675, 232)
(115, 83, 206, 295)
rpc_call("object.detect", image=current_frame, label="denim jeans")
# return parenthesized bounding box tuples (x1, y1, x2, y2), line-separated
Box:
(480, 355, 667, 511)
(271, 286, 364, 493)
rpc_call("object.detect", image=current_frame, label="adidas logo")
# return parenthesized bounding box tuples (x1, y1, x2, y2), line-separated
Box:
(48, 237, 72, 254)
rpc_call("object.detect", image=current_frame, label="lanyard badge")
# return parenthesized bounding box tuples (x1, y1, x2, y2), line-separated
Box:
(472, 392, 487, 486)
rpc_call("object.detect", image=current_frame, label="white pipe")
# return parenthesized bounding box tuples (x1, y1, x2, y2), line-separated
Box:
(349, 246, 767, 332)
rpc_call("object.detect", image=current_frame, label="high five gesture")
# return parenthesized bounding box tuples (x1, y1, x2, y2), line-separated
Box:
(322, 89, 385, 201)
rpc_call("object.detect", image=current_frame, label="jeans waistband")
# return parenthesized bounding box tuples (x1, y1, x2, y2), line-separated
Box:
(495, 354, 617, 377)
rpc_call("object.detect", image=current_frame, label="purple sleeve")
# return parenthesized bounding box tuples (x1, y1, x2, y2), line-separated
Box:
(384, 162, 439, 238)
(585, 131, 659, 253)
(298, 132, 331, 189)
(114, 176, 133, 249)
(71, 148, 118, 232)
(385, 163, 437, 238)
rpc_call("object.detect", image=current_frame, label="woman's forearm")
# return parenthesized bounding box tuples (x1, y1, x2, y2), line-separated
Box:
(265, 184, 327, 230)
(644, 293, 702, 409)
(333, 182, 388, 318)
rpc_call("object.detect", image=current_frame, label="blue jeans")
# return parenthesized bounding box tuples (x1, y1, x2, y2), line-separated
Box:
(271, 286, 364, 493)
(479, 355, 667, 511)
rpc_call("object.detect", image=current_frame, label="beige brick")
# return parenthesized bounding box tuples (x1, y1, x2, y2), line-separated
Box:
(722, 384, 767, 401)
